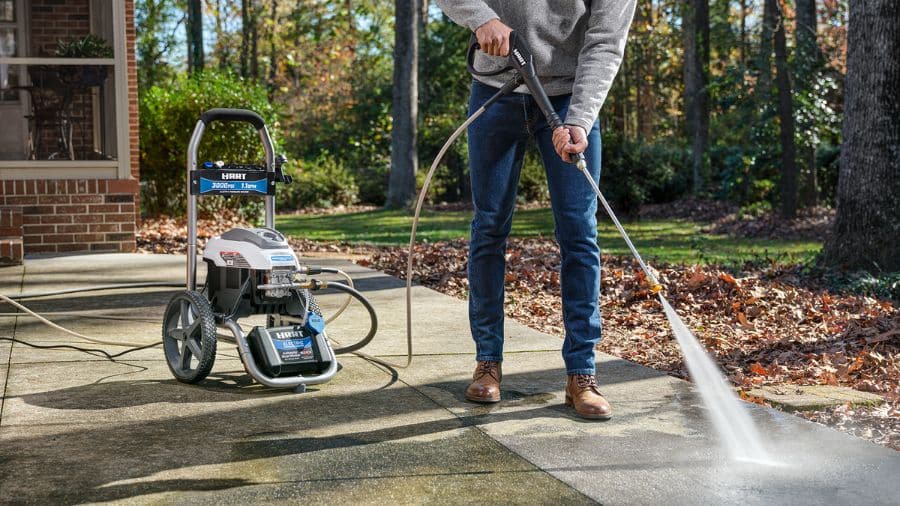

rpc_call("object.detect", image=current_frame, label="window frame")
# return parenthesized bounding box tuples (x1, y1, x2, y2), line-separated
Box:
(0, 0, 130, 180)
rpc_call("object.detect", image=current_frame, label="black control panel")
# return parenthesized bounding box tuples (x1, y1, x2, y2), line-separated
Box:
(190, 166, 275, 196)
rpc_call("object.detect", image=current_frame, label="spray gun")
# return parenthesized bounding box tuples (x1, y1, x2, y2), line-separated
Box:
(466, 32, 663, 294)
(466, 32, 586, 170)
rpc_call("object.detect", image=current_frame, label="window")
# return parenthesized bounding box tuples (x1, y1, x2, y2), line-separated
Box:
(0, 0, 130, 179)
(0, 0, 20, 102)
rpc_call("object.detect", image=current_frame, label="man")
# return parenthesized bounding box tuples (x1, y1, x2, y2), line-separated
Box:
(435, 0, 636, 419)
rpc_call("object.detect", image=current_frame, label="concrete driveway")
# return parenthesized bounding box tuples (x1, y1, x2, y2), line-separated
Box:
(1, 253, 898, 504)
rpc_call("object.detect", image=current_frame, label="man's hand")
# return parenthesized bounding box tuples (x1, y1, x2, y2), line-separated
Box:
(552, 126, 588, 162)
(475, 19, 513, 56)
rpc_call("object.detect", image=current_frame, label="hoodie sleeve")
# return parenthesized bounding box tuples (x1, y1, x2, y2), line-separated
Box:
(564, 0, 637, 132)
(434, 0, 499, 32)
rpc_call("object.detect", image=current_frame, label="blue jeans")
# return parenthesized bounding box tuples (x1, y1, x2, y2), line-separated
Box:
(467, 80, 602, 376)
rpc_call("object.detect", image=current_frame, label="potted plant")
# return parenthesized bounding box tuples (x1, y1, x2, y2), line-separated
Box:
(54, 34, 114, 87)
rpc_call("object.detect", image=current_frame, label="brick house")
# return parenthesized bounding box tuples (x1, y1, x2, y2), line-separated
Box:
(0, 0, 139, 264)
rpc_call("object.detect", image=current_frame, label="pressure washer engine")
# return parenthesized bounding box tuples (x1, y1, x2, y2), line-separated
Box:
(162, 108, 376, 392)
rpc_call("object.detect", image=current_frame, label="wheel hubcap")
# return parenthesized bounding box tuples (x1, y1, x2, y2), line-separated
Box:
(165, 298, 203, 373)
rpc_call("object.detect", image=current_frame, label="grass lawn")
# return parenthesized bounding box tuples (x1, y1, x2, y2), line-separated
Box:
(276, 207, 821, 266)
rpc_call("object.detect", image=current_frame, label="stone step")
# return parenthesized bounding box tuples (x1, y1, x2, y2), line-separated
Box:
(747, 384, 885, 412)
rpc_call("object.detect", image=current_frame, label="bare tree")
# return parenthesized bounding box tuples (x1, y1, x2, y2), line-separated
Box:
(772, 0, 797, 218)
(822, 0, 900, 272)
(212, 0, 229, 70)
(186, 0, 204, 73)
(386, 0, 421, 208)
(635, 0, 654, 140)
(682, 0, 709, 193)
(267, 0, 279, 90)
(795, 0, 819, 207)
(240, 0, 250, 77)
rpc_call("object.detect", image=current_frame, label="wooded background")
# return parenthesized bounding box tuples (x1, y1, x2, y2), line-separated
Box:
(135, 0, 898, 273)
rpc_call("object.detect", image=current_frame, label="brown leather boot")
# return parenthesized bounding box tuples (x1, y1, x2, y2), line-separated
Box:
(465, 361, 501, 403)
(565, 374, 612, 420)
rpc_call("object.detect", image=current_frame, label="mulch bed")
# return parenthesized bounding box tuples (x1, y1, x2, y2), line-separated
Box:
(639, 197, 739, 223)
(706, 206, 836, 241)
(640, 198, 835, 241)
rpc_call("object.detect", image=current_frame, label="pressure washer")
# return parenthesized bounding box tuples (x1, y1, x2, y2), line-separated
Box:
(164, 109, 378, 391)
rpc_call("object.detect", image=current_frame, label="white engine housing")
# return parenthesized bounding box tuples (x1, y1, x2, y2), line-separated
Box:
(203, 227, 299, 271)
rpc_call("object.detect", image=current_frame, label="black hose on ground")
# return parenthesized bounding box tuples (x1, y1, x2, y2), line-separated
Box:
(314, 280, 378, 355)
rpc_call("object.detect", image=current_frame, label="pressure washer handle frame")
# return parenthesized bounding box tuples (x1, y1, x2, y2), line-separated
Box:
(185, 108, 277, 291)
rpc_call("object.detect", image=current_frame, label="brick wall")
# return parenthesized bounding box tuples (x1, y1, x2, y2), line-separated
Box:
(1, 180, 137, 254)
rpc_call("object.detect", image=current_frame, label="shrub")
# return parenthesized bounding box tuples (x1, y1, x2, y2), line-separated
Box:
(139, 71, 281, 219)
(600, 132, 690, 215)
(277, 155, 359, 210)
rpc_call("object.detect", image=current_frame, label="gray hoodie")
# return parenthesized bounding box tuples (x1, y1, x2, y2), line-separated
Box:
(435, 0, 636, 132)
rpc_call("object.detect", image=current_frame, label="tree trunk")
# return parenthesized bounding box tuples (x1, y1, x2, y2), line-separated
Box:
(773, 0, 798, 218)
(250, 0, 259, 79)
(240, 0, 250, 77)
(268, 0, 278, 91)
(796, 0, 819, 207)
(757, 0, 776, 102)
(682, 0, 709, 194)
(739, 0, 747, 66)
(822, 0, 900, 272)
(186, 0, 204, 73)
(215, 0, 228, 70)
(635, 0, 654, 140)
(386, 0, 421, 208)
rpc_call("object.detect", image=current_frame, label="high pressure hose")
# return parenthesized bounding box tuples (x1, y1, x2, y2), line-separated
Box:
(316, 280, 378, 355)
(354, 78, 522, 370)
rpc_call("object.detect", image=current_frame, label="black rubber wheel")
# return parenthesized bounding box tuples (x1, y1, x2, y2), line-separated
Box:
(162, 290, 217, 383)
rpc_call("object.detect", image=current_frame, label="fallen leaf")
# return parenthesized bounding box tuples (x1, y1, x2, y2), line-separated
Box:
(750, 362, 769, 376)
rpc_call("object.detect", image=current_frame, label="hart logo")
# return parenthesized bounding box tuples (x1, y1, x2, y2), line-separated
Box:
(274, 331, 301, 340)
(221, 173, 246, 180)
(513, 48, 526, 67)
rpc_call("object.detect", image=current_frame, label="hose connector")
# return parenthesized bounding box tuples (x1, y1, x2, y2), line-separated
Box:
(573, 152, 587, 172)
(295, 279, 328, 290)
(297, 265, 324, 275)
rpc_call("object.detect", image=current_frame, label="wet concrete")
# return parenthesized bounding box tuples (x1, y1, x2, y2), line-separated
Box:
(1, 253, 898, 504)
